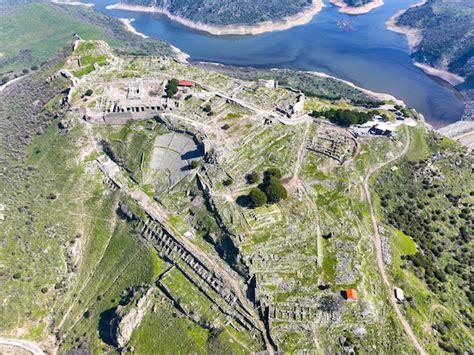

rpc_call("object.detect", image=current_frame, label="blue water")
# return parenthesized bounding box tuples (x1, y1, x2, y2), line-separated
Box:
(91, 0, 464, 128)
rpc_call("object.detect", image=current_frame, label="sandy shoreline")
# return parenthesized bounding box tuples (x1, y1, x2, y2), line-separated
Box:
(414, 62, 464, 86)
(118, 18, 190, 62)
(385, 0, 465, 87)
(52, 0, 94, 7)
(307, 70, 404, 105)
(385, 5, 424, 50)
(106, 0, 324, 36)
(119, 18, 148, 38)
(330, 0, 384, 15)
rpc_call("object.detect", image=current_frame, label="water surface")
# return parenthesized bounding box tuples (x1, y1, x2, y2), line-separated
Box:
(91, 0, 464, 128)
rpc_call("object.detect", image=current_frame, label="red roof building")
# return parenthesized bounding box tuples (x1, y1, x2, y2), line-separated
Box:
(178, 80, 195, 87)
(345, 289, 358, 301)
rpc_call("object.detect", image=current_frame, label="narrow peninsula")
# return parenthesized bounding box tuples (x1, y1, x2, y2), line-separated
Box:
(330, 0, 384, 15)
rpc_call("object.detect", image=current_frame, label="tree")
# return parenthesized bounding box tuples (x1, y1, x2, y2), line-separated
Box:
(190, 160, 200, 169)
(85, 89, 93, 96)
(246, 171, 259, 184)
(203, 104, 212, 113)
(223, 178, 233, 186)
(262, 176, 287, 203)
(265, 167, 282, 179)
(248, 188, 267, 208)
(166, 78, 179, 98)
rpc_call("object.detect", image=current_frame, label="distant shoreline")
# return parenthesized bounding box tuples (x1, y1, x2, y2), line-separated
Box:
(330, 0, 384, 15)
(52, 0, 94, 7)
(106, 0, 324, 36)
(119, 18, 148, 38)
(385, 0, 464, 87)
(118, 18, 190, 62)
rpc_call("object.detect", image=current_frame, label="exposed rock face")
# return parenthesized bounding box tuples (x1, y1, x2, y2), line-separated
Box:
(115, 288, 155, 348)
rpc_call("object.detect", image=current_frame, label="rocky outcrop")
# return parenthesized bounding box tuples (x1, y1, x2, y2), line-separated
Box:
(115, 288, 155, 348)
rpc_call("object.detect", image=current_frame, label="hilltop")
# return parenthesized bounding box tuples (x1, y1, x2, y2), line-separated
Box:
(0, 37, 472, 354)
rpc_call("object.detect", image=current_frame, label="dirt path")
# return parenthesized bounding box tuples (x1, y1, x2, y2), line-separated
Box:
(362, 129, 426, 355)
(0, 338, 44, 355)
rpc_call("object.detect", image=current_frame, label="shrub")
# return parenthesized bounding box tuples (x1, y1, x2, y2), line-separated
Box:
(265, 167, 282, 179)
(311, 108, 373, 126)
(262, 176, 288, 203)
(31, 65, 39, 70)
(248, 188, 267, 208)
(166, 78, 179, 98)
(246, 171, 260, 184)
(190, 160, 200, 169)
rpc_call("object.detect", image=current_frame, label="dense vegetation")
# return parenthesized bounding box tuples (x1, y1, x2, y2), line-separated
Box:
(341, 0, 372, 7)
(196, 64, 382, 107)
(245, 168, 288, 208)
(311, 108, 374, 126)
(166, 78, 179, 98)
(0, 2, 172, 77)
(397, 0, 474, 87)
(122, 0, 314, 26)
(375, 131, 473, 353)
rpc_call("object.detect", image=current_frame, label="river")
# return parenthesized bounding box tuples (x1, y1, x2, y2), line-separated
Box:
(90, 0, 464, 128)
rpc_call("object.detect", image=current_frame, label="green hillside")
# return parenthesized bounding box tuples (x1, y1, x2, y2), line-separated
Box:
(396, 0, 474, 86)
(121, 0, 315, 26)
(0, 2, 172, 76)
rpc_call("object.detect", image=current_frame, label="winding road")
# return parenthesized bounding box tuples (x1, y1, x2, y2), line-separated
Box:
(362, 129, 427, 355)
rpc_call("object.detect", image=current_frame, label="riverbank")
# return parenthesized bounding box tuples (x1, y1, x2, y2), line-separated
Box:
(414, 63, 464, 87)
(385, 0, 465, 87)
(330, 0, 384, 15)
(119, 18, 148, 38)
(52, 0, 94, 6)
(307, 70, 405, 105)
(106, 0, 324, 36)
(385, 0, 426, 50)
(118, 18, 189, 62)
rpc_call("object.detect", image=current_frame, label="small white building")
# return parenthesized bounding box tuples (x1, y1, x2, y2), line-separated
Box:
(394, 287, 404, 302)
(257, 79, 278, 89)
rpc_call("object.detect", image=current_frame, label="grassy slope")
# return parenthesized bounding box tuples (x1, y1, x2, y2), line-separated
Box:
(0, 4, 100, 74)
(396, 0, 474, 85)
(0, 2, 172, 76)
(373, 125, 474, 353)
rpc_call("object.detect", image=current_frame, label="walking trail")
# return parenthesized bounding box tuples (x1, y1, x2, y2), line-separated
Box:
(0, 338, 44, 355)
(362, 128, 427, 355)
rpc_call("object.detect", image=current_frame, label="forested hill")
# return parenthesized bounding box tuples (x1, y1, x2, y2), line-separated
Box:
(396, 0, 474, 88)
(119, 0, 314, 26)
